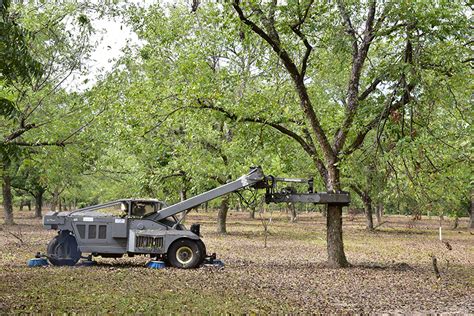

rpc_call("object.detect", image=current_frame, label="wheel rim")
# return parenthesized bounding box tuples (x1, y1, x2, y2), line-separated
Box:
(176, 246, 193, 265)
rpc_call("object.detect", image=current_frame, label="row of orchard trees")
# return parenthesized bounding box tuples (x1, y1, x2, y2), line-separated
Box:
(1, 1, 471, 267)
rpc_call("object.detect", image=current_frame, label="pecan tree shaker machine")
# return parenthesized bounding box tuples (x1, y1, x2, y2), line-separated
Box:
(42, 167, 349, 268)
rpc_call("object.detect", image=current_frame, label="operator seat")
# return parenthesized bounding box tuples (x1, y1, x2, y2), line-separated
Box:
(132, 204, 146, 217)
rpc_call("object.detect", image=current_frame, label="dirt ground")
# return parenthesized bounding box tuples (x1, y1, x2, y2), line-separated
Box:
(0, 209, 472, 314)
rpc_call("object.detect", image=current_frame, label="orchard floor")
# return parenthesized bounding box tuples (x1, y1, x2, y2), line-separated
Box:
(0, 210, 472, 314)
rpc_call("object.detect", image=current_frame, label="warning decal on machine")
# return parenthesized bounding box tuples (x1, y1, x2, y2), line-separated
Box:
(115, 218, 126, 224)
(83, 217, 94, 222)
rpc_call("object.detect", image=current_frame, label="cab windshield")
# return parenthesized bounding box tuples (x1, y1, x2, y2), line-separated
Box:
(130, 202, 156, 217)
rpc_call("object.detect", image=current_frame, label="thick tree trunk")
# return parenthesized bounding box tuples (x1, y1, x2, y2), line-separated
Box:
(325, 164, 349, 267)
(217, 196, 229, 234)
(2, 161, 14, 225)
(363, 196, 374, 230)
(326, 204, 348, 267)
(34, 191, 43, 218)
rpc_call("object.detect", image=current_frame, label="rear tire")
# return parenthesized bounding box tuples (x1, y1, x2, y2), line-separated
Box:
(196, 239, 206, 265)
(47, 231, 81, 266)
(167, 239, 202, 269)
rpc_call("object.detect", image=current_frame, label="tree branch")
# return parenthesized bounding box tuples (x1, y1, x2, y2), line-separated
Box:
(334, 0, 377, 153)
(12, 141, 72, 147)
(232, 0, 335, 163)
(336, 0, 358, 53)
(345, 81, 415, 155)
(196, 99, 316, 157)
(358, 77, 382, 101)
(60, 106, 107, 144)
(3, 123, 37, 142)
(349, 183, 363, 197)
(291, 0, 314, 77)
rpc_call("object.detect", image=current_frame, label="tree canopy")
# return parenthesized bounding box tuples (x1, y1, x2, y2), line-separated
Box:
(1, 1, 471, 266)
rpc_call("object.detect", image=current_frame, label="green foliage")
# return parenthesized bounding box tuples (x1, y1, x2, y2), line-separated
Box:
(0, 0, 42, 85)
(1, 1, 470, 221)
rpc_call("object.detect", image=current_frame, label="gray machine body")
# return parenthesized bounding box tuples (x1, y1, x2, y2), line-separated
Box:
(43, 167, 350, 258)
(43, 199, 200, 257)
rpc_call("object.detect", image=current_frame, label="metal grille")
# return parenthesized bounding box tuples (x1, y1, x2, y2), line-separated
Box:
(77, 225, 86, 239)
(136, 236, 163, 249)
(98, 225, 107, 239)
(88, 225, 96, 239)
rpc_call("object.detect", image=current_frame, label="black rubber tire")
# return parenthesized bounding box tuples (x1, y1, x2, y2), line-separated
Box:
(196, 239, 207, 265)
(167, 239, 202, 269)
(47, 231, 81, 266)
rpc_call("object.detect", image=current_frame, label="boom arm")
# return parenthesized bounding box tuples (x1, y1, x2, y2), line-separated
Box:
(151, 166, 350, 221)
(153, 167, 265, 220)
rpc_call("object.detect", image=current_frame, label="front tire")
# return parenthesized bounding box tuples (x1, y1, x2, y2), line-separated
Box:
(167, 239, 203, 269)
(47, 231, 81, 266)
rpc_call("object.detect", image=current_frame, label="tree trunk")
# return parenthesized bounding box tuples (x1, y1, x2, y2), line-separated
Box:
(51, 188, 60, 212)
(289, 203, 297, 222)
(452, 215, 459, 229)
(2, 160, 14, 225)
(326, 204, 348, 267)
(363, 196, 374, 230)
(217, 196, 229, 234)
(470, 211, 473, 230)
(350, 184, 374, 230)
(376, 203, 383, 224)
(469, 195, 473, 230)
(325, 164, 349, 267)
(249, 205, 255, 219)
(34, 191, 44, 218)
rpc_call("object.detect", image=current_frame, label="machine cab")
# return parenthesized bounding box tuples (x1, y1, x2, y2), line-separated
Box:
(121, 200, 165, 218)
